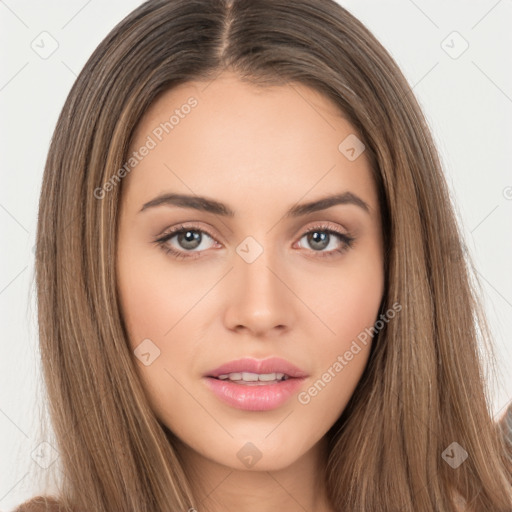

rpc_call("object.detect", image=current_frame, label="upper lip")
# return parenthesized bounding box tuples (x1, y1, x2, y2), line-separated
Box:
(205, 357, 308, 379)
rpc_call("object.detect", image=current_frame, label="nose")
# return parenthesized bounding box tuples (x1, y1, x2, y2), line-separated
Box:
(222, 247, 296, 337)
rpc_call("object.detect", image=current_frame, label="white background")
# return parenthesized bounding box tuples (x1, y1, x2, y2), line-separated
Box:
(1, 1, 511, 510)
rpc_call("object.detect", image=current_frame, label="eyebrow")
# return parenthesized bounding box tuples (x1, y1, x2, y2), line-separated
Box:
(139, 191, 370, 217)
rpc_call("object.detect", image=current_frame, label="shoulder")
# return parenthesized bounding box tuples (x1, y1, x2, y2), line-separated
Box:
(12, 496, 68, 512)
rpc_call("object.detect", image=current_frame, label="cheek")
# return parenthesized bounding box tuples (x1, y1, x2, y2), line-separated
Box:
(117, 242, 205, 346)
(301, 246, 384, 347)
(117, 257, 200, 381)
(295, 248, 383, 417)
(117, 253, 202, 428)
(295, 297, 380, 431)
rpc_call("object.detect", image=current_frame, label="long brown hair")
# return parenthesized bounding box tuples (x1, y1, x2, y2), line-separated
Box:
(18, 0, 512, 510)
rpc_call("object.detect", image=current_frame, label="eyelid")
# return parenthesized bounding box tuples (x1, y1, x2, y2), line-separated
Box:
(155, 221, 219, 241)
(294, 222, 355, 257)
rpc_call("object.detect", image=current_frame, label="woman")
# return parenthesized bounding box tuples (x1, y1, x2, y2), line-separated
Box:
(16, 0, 512, 510)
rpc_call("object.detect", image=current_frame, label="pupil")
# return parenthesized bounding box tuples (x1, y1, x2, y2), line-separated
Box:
(309, 231, 328, 250)
(178, 230, 201, 250)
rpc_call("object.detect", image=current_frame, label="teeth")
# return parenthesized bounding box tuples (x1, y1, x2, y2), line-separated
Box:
(258, 372, 278, 382)
(220, 372, 242, 381)
(217, 372, 287, 382)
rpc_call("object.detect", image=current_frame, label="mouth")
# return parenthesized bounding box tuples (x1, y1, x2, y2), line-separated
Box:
(205, 356, 308, 380)
(203, 357, 308, 411)
(211, 371, 291, 385)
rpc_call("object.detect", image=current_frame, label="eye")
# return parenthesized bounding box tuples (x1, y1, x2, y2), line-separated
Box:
(153, 223, 355, 260)
(153, 224, 218, 260)
(295, 223, 355, 258)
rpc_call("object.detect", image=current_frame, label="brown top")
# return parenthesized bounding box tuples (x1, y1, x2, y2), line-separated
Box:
(11, 496, 67, 512)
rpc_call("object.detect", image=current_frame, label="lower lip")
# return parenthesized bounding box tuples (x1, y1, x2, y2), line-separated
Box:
(204, 377, 306, 411)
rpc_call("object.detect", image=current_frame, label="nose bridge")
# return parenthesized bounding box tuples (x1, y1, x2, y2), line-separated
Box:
(223, 235, 294, 334)
(236, 236, 283, 307)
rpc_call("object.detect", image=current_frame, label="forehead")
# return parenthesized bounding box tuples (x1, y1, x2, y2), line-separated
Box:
(123, 72, 377, 213)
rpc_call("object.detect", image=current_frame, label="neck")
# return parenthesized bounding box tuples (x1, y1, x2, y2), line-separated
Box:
(175, 435, 335, 512)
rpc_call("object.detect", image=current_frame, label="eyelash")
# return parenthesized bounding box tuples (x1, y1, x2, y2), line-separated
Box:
(153, 223, 355, 260)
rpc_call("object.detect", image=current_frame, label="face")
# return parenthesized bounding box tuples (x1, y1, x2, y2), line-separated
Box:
(116, 71, 384, 472)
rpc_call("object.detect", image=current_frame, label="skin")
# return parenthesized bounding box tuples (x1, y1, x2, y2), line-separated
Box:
(116, 71, 384, 512)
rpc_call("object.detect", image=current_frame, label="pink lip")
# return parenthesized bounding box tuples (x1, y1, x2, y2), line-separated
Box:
(205, 357, 308, 379)
(203, 357, 308, 411)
